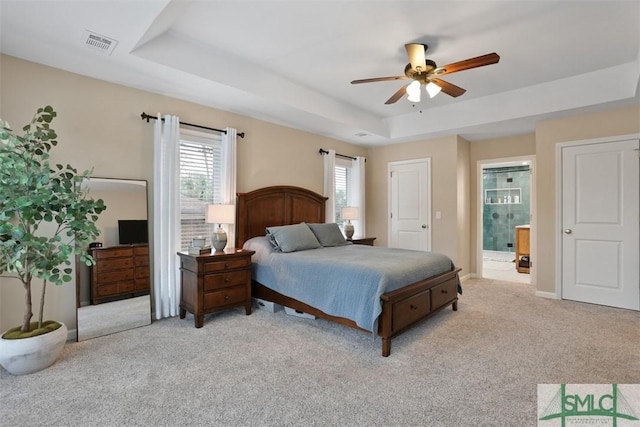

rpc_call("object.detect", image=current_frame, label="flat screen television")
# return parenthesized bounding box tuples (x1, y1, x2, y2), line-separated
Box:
(118, 219, 148, 245)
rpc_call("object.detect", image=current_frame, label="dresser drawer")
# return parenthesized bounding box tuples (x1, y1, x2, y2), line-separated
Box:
(119, 281, 135, 293)
(135, 277, 150, 291)
(135, 256, 149, 267)
(98, 269, 134, 283)
(135, 267, 150, 279)
(203, 286, 249, 310)
(134, 246, 149, 256)
(204, 270, 249, 291)
(203, 257, 251, 273)
(392, 290, 431, 332)
(94, 248, 134, 259)
(431, 279, 457, 310)
(96, 283, 118, 297)
(95, 258, 134, 272)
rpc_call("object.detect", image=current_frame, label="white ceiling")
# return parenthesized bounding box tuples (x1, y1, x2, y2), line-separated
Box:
(1, 0, 639, 146)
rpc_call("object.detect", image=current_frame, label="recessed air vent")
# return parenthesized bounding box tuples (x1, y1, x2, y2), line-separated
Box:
(82, 30, 118, 55)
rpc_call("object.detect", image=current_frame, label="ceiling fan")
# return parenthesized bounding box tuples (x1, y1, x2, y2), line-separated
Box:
(351, 44, 500, 104)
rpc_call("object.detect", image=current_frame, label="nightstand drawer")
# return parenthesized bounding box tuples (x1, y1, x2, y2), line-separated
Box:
(203, 257, 251, 273)
(203, 286, 249, 310)
(204, 270, 250, 291)
(431, 280, 457, 310)
(392, 290, 430, 331)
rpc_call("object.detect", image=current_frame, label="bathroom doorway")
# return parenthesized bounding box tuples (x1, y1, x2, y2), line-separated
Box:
(479, 157, 534, 283)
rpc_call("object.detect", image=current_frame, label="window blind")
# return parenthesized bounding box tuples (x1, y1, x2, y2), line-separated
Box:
(334, 161, 351, 226)
(179, 134, 223, 250)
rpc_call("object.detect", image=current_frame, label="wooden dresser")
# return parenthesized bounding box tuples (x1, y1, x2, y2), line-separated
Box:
(178, 249, 255, 328)
(90, 244, 150, 304)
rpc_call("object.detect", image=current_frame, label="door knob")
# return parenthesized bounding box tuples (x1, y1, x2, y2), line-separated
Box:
(564, 229, 572, 234)
(421, 224, 427, 229)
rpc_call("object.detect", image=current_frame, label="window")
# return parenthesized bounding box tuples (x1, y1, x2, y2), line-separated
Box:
(334, 158, 352, 227)
(179, 131, 222, 251)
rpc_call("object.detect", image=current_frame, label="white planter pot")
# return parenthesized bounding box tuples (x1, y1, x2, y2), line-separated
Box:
(0, 322, 67, 375)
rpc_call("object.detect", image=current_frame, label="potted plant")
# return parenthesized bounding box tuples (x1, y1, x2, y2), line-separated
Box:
(0, 106, 105, 375)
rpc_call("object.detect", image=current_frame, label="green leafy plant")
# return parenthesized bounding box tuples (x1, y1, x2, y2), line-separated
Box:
(0, 106, 106, 335)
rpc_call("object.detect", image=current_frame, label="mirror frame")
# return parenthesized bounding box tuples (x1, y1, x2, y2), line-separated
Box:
(75, 177, 151, 341)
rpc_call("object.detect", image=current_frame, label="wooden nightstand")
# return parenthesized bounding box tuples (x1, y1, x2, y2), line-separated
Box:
(177, 248, 255, 328)
(348, 237, 376, 246)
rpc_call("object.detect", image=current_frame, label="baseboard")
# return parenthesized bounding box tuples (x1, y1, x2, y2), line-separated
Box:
(535, 291, 558, 300)
(459, 273, 472, 282)
(67, 328, 77, 342)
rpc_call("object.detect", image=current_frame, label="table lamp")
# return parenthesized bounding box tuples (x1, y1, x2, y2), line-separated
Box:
(206, 204, 235, 252)
(341, 207, 359, 240)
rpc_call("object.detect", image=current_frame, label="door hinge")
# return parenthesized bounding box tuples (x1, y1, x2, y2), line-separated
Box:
(390, 212, 393, 219)
(390, 171, 393, 178)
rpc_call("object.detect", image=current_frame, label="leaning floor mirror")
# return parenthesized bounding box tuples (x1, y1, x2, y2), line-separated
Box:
(76, 178, 152, 341)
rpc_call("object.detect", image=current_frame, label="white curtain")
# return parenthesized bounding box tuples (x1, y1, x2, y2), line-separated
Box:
(153, 114, 181, 320)
(221, 127, 238, 248)
(350, 156, 366, 237)
(323, 149, 336, 222)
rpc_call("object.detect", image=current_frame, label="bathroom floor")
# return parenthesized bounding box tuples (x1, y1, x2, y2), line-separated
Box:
(482, 250, 530, 283)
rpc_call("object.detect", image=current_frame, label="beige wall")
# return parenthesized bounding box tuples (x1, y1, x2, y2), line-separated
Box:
(366, 135, 469, 273)
(0, 54, 366, 333)
(456, 137, 471, 278)
(535, 105, 640, 293)
(469, 134, 536, 274)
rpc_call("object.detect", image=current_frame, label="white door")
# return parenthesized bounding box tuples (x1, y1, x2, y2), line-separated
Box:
(389, 159, 431, 251)
(561, 138, 639, 310)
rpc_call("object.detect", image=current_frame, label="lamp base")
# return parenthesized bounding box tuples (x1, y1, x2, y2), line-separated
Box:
(212, 229, 228, 252)
(344, 223, 354, 240)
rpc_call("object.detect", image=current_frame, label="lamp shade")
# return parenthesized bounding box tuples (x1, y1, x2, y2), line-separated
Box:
(341, 207, 359, 221)
(426, 81, 442, 98)
(205, 204, 235, 225)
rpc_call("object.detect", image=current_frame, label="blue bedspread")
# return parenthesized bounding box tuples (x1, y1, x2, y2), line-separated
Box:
(243, 236, 458, 332)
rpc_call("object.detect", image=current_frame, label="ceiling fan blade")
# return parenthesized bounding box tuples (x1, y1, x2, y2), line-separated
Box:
(351, 76, 407, 84)
(405, 43, 427, 72)
(434, 53, 500, 76)
(431, 78, 466, 97)
(385, 84, 410, 104)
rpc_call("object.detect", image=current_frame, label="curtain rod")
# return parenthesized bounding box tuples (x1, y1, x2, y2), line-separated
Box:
(318, 148, 357, 161)
(140, 112, 245, 139)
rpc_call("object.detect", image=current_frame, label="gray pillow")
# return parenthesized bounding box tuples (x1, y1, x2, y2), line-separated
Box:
(307, 223, 348, 247)
(266, 223, 321, 253)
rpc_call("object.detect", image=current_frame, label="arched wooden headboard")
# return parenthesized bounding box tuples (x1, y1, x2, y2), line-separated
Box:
(235, 186, 327, 248)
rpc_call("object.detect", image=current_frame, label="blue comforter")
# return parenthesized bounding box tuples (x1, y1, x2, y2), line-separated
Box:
(243, 237, 457, 332)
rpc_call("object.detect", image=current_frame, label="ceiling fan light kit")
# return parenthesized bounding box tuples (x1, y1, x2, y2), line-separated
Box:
(351, 43, 500, 105)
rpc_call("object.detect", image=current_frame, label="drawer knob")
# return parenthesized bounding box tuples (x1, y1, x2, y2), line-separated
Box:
(410, 304, 418, 310)
(224, 277, 230, 283)
(441, 289, 448, 294)
(224, 295, 230, 300)
(224, 263, 229, 268)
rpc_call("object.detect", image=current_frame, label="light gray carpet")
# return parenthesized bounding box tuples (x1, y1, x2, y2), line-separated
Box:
(1, 278, 638, 426)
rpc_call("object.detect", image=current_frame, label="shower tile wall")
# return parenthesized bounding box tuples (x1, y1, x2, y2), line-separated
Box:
(483, 166, 531, 252)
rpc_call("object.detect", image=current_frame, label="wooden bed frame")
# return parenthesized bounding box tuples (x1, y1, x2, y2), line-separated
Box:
(236, 185, 461, 357)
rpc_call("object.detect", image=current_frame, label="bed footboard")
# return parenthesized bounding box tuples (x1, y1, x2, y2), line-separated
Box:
(253, 268, 461, 357)
(378, 268, 461, 356)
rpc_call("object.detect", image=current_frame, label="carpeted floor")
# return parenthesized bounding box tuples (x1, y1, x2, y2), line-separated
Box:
(1, 278, 638, 426)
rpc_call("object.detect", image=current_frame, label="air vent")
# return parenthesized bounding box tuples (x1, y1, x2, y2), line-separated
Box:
(355, 132, 369, 137)
(82, 30, 118, 55)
